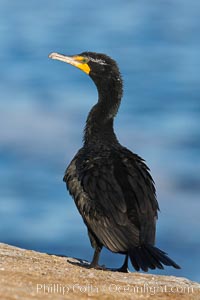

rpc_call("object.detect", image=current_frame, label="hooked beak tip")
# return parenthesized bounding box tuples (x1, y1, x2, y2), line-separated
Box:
(48, 52, 57, 59)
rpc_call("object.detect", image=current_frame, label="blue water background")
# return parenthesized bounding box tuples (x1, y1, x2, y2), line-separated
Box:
(0, 1, 199, 281)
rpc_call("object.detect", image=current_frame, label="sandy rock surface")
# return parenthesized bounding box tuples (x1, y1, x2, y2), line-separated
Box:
(0, 243, 199, 300)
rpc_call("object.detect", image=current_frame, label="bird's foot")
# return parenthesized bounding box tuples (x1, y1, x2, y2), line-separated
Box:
(67, 259, 107, 271)
(110, 254, 130, 272)
(111, 266, 130, 273)
(88, 264, 129, 272)
(88, 263, 107, 270)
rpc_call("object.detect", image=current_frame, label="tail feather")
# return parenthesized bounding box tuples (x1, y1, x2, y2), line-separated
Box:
(129, 248, 140, 271)
(129, 244, 181, 272)
(131, 248, 148, 272)
(142, 246, 163, 270)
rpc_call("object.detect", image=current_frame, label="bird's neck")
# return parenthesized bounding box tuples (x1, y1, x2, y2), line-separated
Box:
(83, 78, 123, 146)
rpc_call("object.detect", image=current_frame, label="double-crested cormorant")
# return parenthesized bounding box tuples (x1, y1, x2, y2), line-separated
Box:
(49, 51, 180, 272)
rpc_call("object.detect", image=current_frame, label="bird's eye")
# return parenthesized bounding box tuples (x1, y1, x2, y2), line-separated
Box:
(82, 58, 89, 64)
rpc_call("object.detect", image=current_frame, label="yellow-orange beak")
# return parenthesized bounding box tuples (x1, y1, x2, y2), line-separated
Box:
(48, 52, 90, 75)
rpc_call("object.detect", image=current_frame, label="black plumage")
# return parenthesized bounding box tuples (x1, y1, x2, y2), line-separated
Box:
(49, 51, 180, 272)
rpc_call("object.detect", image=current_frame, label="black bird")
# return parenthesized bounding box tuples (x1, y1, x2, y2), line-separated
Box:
(49, 51, 180, 272)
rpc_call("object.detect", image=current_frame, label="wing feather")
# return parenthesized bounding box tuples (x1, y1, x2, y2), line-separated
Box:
(64, 147, 159, 252)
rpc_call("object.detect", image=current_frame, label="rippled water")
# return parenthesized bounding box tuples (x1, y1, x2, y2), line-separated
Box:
(0, 1, 199, 281)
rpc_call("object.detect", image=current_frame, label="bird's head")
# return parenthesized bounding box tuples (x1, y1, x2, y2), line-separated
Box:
(48, 51, 121, 85)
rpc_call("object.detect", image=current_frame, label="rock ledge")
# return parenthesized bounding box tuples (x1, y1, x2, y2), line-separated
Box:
(0, 243, 199, 299)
